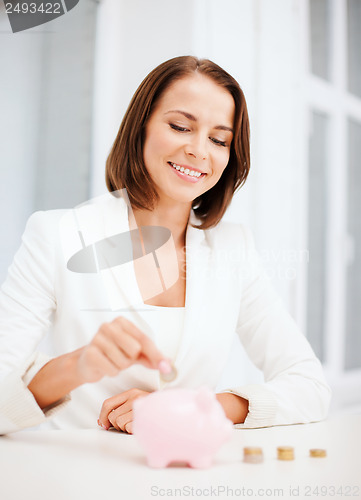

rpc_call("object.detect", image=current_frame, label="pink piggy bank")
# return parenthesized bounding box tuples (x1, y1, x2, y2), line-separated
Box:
(133, 386, 233, 468)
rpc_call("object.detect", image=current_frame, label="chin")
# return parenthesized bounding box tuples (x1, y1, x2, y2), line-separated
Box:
(158, 185, 201, 205)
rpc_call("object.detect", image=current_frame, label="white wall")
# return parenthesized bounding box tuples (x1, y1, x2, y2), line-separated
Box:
(0, 1, 97, 282)
(0, 13, 43, 283)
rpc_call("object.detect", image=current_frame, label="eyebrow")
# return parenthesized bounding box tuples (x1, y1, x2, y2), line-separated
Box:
(164, 109, 234, 134)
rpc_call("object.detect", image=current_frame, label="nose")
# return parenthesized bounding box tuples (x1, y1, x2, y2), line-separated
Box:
(185, 135, 208, 161)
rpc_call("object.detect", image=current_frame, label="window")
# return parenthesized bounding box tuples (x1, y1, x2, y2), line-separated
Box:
(345, 118, 361, 370)
(33, 0, 98, 211)
(306, 0, 361, 406)
(307, 111, 330, 361)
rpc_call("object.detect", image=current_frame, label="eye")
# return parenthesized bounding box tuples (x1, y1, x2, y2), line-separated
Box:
(169, 123, 189, 132)
(210, 137, 227, 147)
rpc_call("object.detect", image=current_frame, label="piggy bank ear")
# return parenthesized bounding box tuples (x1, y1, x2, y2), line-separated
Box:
(195, 386, 214, 412)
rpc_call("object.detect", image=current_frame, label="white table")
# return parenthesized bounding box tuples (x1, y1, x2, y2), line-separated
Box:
(1, 415, 360, 500)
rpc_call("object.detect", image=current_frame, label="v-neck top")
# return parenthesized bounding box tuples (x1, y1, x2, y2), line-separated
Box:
(139, 303, 185, 364)
(137, 304, 185, 389)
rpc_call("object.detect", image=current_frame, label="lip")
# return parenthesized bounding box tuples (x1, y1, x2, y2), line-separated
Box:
(168, 162, 207, 183)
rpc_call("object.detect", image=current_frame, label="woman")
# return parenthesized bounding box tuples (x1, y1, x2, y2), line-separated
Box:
(0, 56, 331, 434)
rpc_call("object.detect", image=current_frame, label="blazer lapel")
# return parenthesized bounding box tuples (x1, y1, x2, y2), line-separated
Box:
(175, 215, 211, 368)
(98, 193, 145, 309)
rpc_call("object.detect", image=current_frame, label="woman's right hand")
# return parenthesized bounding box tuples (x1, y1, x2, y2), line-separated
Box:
(76, 316, 166, 384)
(28, 316, 169, 410)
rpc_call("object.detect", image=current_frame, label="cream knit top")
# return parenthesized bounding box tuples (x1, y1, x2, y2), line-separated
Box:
(136, 304, 185, 388)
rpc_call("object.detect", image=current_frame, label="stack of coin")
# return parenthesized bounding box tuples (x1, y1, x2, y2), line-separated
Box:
(243, 447, 264, 464)
(277, 446, 294, 461)
(310, 448, 327, 458)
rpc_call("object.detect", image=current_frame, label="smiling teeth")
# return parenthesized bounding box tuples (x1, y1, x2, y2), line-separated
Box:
(170, 162, 202, 177)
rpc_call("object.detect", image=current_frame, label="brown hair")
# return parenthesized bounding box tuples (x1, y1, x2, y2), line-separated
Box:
(105, 56, 250, 229)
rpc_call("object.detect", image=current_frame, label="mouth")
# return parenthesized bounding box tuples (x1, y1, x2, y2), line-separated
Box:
(168, 162, 207, 179)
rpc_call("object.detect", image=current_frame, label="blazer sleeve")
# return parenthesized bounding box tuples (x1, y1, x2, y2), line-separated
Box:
(0, 212, 70, 434)
(220, 224, 331, 428)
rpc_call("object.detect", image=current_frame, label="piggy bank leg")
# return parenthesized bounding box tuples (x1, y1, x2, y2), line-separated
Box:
(146, 454, 171, 468)
(189, 455, 213, 469)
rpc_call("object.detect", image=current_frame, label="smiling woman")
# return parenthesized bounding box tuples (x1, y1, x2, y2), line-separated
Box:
(105, 56, 250, 230)
(0, 56, 330, 435)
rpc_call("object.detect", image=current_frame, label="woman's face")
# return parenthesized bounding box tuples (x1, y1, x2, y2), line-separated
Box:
(142, 73, 235, 207)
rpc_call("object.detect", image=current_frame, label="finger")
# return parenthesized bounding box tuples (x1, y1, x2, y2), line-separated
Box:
(83, 344, 122, 382)
(95, 334, 133, 371)
(110, 409, 133, 433)
(108, 399, 133, 427)
(125, 421, 133, 434)
(112, 317, 166, 369)
(105, 322, 143, 361)
(98, 389, 149, 429)
(134, 334, 167, 369)
(98, 388, 143, 428)
(99, 393, 128, 428)
(107, 409, 118, 430)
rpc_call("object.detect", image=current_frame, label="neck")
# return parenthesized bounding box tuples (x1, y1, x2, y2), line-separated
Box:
(131, 200, 191, 248)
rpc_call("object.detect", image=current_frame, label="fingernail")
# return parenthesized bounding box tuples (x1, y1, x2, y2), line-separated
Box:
(101, 424, 108, 430)
(159, 362, 177, 382)
(158, 359, 172, 374)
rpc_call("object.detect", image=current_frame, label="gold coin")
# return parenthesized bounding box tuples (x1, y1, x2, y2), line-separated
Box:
(244, 447, 263, 455)
(277, 446, 294, 461)
(243, 447, 264, 463)
(160, 363, 177, 382)
(310, 448, 327, 458)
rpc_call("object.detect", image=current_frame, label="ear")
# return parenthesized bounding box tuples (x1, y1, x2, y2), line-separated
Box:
(195, 386, 214, 412)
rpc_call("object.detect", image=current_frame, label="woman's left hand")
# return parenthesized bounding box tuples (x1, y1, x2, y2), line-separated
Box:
(98, 388, 151, 433)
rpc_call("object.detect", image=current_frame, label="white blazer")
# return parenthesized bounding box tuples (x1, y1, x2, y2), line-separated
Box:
(0, 193, 331, 433)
